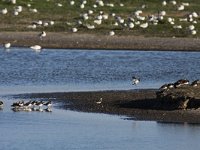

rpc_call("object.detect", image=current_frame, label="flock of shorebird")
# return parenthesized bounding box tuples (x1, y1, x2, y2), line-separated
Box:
(159, 79, 200, 91)
(0, 77, 197, 110)
(131, 77, 200, 90)
(0, 100, 52, 112)
(0, 0, 199, 39)
(131, 75, 200, 93)
(156, 79, 200, 99)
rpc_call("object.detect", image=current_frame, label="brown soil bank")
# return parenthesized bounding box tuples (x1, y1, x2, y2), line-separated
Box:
(16, 89, 200, 124)
(1, 32, 200, 51)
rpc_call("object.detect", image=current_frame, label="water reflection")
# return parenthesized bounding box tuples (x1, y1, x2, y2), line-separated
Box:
(157, 121, 200, 126)
(11, 107, 52, 112)
(1, 97, 200, 150)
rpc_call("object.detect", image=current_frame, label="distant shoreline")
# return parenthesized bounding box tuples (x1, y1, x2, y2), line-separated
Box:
(0, 32, 200, 51)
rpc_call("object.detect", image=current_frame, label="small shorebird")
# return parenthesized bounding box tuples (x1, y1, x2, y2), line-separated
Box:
(43, 101, 52, 108)
(36, 101, 43, 108)
(39, 31, 46, 40)
(24, 101, 32, 108)
(191, 80, 200, 87)
(159, 83, 174, 91)
(96, 98, 103, 104)
(0, 101, 3, 107)
(167, 83, 174, 89)
(11, 101, 24, 108)
(159, 84, 168, 90)
(31, 100, 37, 106)
(174, 79, 189, 88)
(132, 76, 140, 85)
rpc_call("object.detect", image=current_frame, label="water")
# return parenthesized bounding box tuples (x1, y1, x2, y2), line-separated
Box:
(0, 48, 200, 94)
(1, 98, 200, 150)
(1, 48, 200, 149)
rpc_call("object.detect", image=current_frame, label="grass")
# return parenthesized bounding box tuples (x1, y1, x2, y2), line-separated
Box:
(0, 0, 200, 37)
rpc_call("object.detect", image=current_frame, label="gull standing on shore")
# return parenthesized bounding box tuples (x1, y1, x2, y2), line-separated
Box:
(109, 31, 115, 36)
(4, 42, 11, 49)
(30, 45, 42, 52)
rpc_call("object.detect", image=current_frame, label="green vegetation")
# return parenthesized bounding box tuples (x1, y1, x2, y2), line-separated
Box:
(0, 0, 200, 37)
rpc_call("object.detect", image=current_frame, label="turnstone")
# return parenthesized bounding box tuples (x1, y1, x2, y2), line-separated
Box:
(159, 84, 168, 90)
(167, 83, 174, 89)
(191, 80, 200, 87)
(174, 79, 189, 88)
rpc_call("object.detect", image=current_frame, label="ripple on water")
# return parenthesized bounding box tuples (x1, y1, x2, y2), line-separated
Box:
(0, 48, 200, 94)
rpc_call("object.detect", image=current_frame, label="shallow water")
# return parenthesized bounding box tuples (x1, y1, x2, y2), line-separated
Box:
(1, 48, 200, 149)
(1, 97, 200, 150)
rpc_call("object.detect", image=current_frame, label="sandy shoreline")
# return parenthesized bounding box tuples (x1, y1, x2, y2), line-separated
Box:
(1, 32, 200, 51)
(14, 89, 200, 124)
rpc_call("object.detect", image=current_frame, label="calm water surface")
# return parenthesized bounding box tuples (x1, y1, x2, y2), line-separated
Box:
(1, 48, 200, 149)
(0, 48, 200, 94)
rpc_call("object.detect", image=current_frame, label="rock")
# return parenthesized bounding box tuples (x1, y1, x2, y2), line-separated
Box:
(156, 83, 200, 110)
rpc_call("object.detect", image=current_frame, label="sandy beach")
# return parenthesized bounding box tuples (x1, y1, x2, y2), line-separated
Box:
(1, 32, 200, 51)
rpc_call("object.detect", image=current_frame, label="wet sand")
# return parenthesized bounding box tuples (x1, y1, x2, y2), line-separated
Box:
(16, 89, 200, 124)
(1, 32, 200, 51)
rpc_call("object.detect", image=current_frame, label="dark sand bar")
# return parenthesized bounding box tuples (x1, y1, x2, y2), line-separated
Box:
(1, 32, 200, 51)
(16, 89, 200, 124)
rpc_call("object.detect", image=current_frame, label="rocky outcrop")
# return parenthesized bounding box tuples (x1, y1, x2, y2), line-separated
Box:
(157, 83, 200, 110)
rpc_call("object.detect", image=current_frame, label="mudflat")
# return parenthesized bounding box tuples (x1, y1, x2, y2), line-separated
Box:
(17, 89, 200, 124)
(1, 32, 200, 51)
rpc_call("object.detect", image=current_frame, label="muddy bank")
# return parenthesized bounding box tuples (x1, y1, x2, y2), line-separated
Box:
(14, 89, 200, 124)
(1, 32, 200, 51)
